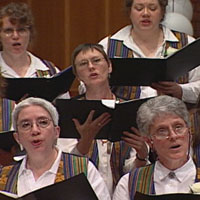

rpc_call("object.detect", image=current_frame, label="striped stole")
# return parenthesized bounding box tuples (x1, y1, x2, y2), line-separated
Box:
(0, 153, 88, 194)
(193, 144, 200, 181)
(88, 141, 131, 188)
(36, 59, 57, 77)
(1, 99, 15, 131)
(0, 59, 57, 132)
(107, 31, 189, 100)
(110, 141, 131, 187)
(108, 39, 140, 100)
(128, 165, 155, 200)
(0, 164, 20, 194)
(167, 31, 189, 84)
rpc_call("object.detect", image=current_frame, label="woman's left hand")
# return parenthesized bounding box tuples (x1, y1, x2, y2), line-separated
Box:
(151, 81, 182, 99)
(122, 127, 148, 160)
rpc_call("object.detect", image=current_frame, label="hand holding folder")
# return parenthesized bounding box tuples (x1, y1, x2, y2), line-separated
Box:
(109, 38, 200, 86)
(0, 173, 98, 200)
(55, 97, 150, 142)
(4, 66, 75, 102)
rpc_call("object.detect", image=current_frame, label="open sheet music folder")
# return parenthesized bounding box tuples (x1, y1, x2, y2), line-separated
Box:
(0, 173, 98, 200)
(55, 97, 150, 142)
(0, 130, 17, 151)
(109, 37, 200, 86)
(134, 191, 200, 200)
(4, 66, 75, 102)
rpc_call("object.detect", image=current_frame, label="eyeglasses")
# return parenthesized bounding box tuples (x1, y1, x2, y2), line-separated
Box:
(152, 124, 188, 140)
(75, 57, 105, 68)
(1, 26, 30, 37)
(17, 118, 52, 132)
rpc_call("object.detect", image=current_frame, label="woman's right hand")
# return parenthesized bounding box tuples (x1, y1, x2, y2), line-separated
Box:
(72, 110, 111, 155)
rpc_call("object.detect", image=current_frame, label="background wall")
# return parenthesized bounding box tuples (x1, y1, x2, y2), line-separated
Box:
(0, 0, 200, 96)
(191, 0, 200, 38)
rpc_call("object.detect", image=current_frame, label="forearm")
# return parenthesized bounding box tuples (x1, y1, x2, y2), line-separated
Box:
(76, 137, 94, 155)
(181, 80, 200, 103)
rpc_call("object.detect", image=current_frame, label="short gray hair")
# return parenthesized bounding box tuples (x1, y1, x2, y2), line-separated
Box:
(136, 95, 190, 137)
(12, 97, 59, 131)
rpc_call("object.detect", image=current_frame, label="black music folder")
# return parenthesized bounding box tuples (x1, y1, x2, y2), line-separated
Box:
(0, 173, 98, 200)
(4, 66, 75, 102)
(0, 130, 17, 151)
(55, 97, 150, 142)
(109, 37, 200, 86)
(134, 191, 200, 200)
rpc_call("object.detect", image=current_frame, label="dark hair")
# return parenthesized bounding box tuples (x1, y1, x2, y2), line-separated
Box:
(0, 2, 35, 38)
(124, 0, 168, 21)
(71, 43, 110, 75)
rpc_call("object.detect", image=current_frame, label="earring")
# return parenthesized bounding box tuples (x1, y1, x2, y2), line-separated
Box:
(19, 143, 24, 151)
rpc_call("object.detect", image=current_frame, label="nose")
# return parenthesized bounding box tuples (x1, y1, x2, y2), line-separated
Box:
(88, 61, 95, 70)
(168, 127, 178, 140)
(31, 123, 41, 135)
(12, 30, 20, 38)
(143, 7, 150, 16)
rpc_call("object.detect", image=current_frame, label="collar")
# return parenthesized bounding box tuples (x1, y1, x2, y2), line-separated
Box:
(110, 25, 180, 52)
(154, 157, 196, 183)
(0, 51, 50, 78)
(18, 148, 62, 177)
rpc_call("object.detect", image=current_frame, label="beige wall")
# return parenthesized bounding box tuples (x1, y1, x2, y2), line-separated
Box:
(30, 0, 129, 95)
(2, 1, 199, 95)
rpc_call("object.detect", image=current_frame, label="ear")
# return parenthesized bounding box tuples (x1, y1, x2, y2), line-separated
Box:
(108, 61, 112, 74)
(144, 136, 154, 148)
(54, 126, 60, 139)
(13, 132, 20, 144)
(13, 132, 24, 151)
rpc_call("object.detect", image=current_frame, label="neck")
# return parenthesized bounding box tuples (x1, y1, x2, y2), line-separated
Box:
(132, 26, 162, 42)
(26, 148, 58, 180)
(2, 51, 30, 77)
(159, 156, 188, 170)
(85, 84, 115, 100)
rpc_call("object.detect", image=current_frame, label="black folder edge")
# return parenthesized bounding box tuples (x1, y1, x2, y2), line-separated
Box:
(3, 66, 75, 102)
(109, 38, 200, 86)
(0, 130, 17, 152)
(55, 97, 151, 142)
(0, 173, 98, 200)
(134, 191, 200, 200)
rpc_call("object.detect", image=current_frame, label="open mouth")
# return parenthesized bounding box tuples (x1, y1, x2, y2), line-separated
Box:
(170, 144, 181, 149)
(141, 20, 151, 25)
(12, 42, 21, 47)
(90, 73, 98, 78)
(32, 139, 42, 147)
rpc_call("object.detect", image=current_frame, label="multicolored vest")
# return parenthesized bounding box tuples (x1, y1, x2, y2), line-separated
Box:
(74, 94, 132, 188)
(107, 30, 189, 100)
(0, 152, 88, 194)
(193, 143, 200, 181)
(89, 140, 131, 188)
(128, 161, 200, 200)
(0, 59, 57, 132)
(107, 30, 200, 135)
(128, 164, 155, 199)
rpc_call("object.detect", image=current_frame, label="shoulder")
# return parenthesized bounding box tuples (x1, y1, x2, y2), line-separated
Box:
(99, 25, 132, 51)
(113, 173, 129, 200)
(28, 52, 60, 73)
(61, 152, 88, 160)
(163, 25, 194, 45)
(0, 163, 20, 178)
